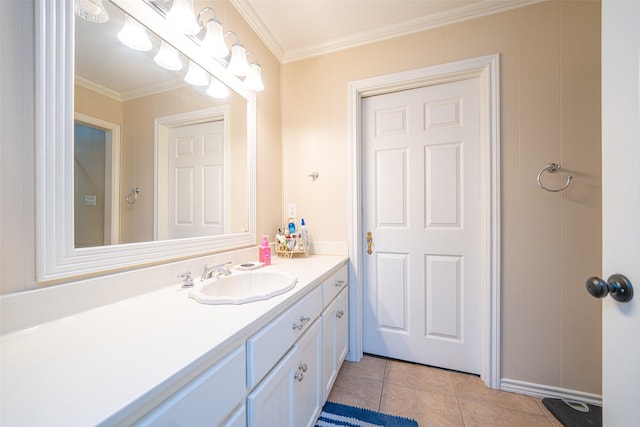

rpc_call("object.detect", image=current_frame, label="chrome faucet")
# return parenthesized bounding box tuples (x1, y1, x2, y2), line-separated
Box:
(201, 262, 232, 281)
(177, 271, 194, 288)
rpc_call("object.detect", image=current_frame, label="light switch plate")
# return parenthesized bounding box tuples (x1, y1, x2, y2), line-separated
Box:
(84, 195, 97, 206)
(288, 203, 297, 218)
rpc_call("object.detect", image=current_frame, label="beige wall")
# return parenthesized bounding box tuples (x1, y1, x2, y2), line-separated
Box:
(75, 84, 123, 125)
(281, 1, 602, 394)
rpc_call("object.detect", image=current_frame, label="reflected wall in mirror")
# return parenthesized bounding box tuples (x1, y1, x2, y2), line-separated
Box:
(35, 0, 256, 281)
(74, 0, 248, 248)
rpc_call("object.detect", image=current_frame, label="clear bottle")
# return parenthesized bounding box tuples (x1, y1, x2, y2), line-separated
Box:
(259, 235, 271, 265)
(300, 218, 308, 250)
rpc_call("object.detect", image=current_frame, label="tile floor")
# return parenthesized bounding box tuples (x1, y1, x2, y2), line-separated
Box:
(327, 354, 564, 426)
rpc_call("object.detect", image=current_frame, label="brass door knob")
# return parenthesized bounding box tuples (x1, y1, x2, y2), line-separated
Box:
(366, 231, 373, 255)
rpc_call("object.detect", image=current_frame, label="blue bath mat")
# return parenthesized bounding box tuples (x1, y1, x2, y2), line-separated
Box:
(316, 401, 418, 427)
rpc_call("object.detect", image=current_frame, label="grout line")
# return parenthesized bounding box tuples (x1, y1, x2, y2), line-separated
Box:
(377, 359, 387, 411)
(450, 371, 467, 426)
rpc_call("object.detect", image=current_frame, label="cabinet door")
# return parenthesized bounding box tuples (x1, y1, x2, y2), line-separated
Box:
(135, 346, 245, 427)
(322, 297, 338, 401)
(322, 288, 349, 401)
(335, 289, 349, 368)
(247, 345, 296, 427)
(293, 319, 323, 427)
(247, 319, 322, 427)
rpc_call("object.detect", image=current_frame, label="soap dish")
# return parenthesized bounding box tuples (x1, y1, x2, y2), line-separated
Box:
(235, 262, 265, 271)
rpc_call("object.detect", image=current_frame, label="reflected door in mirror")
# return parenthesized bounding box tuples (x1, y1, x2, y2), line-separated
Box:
(165, 120, 226, 239)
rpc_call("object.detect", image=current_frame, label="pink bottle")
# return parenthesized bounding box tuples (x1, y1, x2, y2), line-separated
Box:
(260, 235, 271, 265)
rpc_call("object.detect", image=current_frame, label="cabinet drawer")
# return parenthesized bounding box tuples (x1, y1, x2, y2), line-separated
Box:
(247, 286, 322, 388)
(322, 265, 347, 307)
(135, 345, 246, 427)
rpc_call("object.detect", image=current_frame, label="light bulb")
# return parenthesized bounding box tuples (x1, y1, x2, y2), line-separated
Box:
(166, 0, 201, 35)
(184, 61, 209, 86)
(154, 41, 182, 71)
(117, 15, 152, 52)
(75, 0, 109, 23)
(244, 62, 264, 91)
(201, 19, 229, 59)
(227, 43, 250, 77)
(207, 79, 230, 99)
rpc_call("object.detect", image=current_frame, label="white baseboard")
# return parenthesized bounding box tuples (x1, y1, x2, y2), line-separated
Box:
(500, 378, 602, 406)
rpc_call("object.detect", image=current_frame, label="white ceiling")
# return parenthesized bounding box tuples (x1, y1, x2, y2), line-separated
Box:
(75, 0, 541, 97)
(230, 0, 541, 63)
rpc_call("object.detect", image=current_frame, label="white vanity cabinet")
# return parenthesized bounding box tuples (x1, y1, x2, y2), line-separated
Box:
(321, 265, 349, 400)
(246, 263, 348, 427)
(135, 345, 246, 427)
(247, 319, 323, 427)
(246, 286, 324, 426)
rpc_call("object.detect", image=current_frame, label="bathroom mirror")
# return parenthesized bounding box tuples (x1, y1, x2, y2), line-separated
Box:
(74, 0, 248, 247)
(36, 0, 256, 281)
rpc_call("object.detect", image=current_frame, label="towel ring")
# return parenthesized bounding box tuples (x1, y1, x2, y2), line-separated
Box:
(125, 187, 140, 204)
(537, 163, 572, 192)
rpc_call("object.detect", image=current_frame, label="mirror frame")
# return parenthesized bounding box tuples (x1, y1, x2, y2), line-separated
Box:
(35, 0, 257, 282)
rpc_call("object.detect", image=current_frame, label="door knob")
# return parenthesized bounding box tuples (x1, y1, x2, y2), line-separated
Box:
(586, 274, 634, 303)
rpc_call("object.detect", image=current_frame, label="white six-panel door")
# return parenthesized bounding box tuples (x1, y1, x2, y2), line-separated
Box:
(167, 120, 226, 239)
(362, 78, 482, 374)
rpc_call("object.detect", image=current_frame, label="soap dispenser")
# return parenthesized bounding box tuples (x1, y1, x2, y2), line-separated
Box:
(259, 235, 271, 265)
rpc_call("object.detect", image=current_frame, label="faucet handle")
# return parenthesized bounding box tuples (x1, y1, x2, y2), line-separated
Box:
(177, 271, 194, 288)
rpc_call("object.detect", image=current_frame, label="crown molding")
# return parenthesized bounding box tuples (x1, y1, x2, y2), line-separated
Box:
(75, 75, 124, 102)
(231, 0, 544, 64)
(230, 0, 285, 62)
(74, 75, 191, 102)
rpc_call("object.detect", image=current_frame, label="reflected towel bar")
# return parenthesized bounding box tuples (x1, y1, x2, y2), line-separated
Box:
(125, 187, 140, 204)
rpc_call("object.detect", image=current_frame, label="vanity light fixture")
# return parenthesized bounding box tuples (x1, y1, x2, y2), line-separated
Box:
(197, 8, 230, 59)
(166, 0, 201, 36)
(147, 0, 265, 90)
(75, 0, 109, 23)
(184, 61, 209, 86)
(154, 41, 183, 71)
(207, 78, 230, 99)
(117, 15, 152, 51)
(227, 37, 250, 77)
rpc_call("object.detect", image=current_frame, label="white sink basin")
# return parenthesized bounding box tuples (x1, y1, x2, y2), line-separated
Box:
(189, 270, 298, 305)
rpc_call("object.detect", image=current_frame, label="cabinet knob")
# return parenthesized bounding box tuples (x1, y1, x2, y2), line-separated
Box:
(335, 280, 346, 288)
(294, 371, 304, 382)
(336, 310, 345, 319)
(299, 363, 308, 373)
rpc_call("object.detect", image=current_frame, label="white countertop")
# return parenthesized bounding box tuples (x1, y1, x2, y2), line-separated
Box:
(0, 255, 348, 426)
